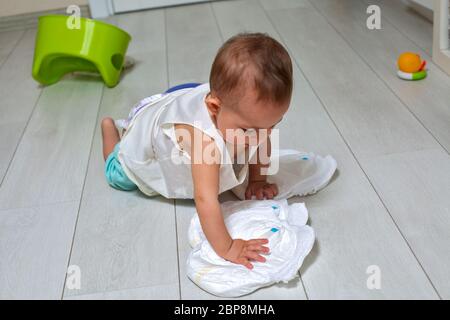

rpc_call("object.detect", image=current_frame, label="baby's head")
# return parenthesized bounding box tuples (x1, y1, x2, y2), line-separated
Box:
(205, 32, 293, 145)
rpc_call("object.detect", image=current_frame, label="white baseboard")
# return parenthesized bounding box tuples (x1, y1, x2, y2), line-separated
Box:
(88, 0, 114, 18)
(407, 0, 435, 21)
(433, 0, 450, 75)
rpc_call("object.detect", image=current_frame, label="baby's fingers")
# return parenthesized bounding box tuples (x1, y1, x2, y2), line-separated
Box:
(272, 184, 279, 196)
(247, 244, 270, 254)
(245, 188, 252, 200)
(263, 187, 274, 199)
(245, 251, 266, 263)
(255, 188, 264, 200)
(248, 239, 269, 245)
(238, 258, 253, 270)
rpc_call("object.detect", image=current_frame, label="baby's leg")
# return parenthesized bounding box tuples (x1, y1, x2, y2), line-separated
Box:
(101, 117, 120, 161)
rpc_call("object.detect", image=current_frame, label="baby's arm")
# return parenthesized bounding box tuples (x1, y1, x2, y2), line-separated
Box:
(190, 129, 269, 269)
(246, 135, 279, 200)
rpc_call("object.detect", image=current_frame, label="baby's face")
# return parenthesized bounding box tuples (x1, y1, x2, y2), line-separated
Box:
(208, 89, 289, 147)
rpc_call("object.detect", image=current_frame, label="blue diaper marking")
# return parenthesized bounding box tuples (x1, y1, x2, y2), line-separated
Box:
(302, 156, 309, 160)
(271, 205, 279, 210)
(260, 226, 280, 238)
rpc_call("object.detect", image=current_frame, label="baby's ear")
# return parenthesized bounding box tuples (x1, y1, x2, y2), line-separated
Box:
(205, 94, 221, 115)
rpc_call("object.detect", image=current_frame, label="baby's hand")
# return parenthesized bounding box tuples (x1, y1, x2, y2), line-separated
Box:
(245, 181, 279, 200)
(223, 238, 270, 269)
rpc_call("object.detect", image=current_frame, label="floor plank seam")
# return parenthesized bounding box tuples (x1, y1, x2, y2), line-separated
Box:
(0, 29, 40, 188)
(174, 199, 183, 300)
(0, 29, 25, 71)
(363, 0, 450, 79)
(361, 0, 432, 55)
(164, 7, 183, 300)
(60, 85, 106, 300)
(257, 0, 314, 299)
(0, 88, 43, 189)
(299, 273, 310, 300)
(261, 0, 442, 300)
(358, 146, 448, 160)
(164, 9, 170, 94)
(64, 281, 180, 299)
(210, 2, 226, 45)
(212, 0, 310, 299)
(0, 198, 80, 212)
(307, 0, 445, 299)
(309, 0, 450, 156)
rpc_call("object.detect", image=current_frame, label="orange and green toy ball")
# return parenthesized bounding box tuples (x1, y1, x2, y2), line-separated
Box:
(397, 52, 427, 80)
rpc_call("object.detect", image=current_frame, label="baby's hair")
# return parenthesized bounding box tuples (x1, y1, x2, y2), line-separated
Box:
(209, 32, 293, 108)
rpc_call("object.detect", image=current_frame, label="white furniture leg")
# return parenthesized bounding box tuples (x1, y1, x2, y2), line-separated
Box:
(433, 0, 450, 74)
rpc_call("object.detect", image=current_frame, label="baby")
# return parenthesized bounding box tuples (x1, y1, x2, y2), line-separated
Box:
(101, 33, 293, 270)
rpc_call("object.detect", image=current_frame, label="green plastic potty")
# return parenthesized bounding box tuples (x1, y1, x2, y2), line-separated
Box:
(32, 15, 132, 88)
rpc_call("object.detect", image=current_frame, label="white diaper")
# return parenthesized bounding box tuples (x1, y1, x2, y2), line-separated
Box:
(187, 199, 315, 298)
(231, 149, 337, 200)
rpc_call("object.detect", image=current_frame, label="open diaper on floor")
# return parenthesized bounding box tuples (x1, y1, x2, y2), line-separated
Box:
(187, 199, 315, 298)
(231, 149, 337, 200)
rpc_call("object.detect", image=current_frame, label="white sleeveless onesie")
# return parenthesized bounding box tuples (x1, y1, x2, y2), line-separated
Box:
(118, 83, 338, 200)
(118, 83, 255, 199)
